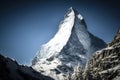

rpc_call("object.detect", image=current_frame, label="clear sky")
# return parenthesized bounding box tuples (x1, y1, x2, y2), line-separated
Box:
(0, 0, 120, 65)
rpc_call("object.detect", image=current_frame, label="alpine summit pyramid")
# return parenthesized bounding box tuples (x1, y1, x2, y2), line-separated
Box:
(32, 7, 106, 80)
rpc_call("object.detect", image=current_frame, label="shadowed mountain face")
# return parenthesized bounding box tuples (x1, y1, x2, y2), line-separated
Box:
(0, 54, 54, 80)
(71, 28, 120, 80)
(32, 7, 106, 80)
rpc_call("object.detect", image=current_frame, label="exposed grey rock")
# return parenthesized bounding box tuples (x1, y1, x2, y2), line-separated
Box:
(82, 28, 120, 80)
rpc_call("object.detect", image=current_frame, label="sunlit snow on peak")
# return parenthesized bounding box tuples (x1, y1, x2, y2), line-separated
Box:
(77, 14, 83, 20)
(37, 8, 75, 59)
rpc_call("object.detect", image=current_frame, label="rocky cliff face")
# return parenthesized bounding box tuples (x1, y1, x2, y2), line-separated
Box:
(71, 28, 120, 80)
(0, 54, 54, 80)
(84, 44, 120, 80)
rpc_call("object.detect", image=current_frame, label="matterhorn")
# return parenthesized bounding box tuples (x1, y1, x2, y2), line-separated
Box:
(32, 7, 106, 80)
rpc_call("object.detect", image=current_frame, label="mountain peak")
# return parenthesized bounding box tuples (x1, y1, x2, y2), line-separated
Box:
(32, 8, 106, 80)
(65, 7, 83, 20)
(69, 7, 74, 11)
(68, 7, 77, 13)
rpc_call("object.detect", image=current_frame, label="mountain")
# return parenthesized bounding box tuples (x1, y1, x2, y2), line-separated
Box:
(32, 7, 106, 80)
(0, 54, 54, 80)
(71, 28, 120, 80)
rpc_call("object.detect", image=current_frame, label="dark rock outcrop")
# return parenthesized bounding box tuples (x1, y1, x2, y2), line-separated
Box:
(0, 54, 54, 80)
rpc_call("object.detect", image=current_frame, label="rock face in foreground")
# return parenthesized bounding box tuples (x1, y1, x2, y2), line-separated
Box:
(71, 28, 120, 80)
(84, 29, 120, 80)
(0, 54, 54, 80)
(32, 7, 106, 80)
(84, 44, 120, 80)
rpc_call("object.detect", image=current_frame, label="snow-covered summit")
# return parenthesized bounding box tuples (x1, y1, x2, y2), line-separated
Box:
(32, 7, 106, 80)
(65, 7, 83, 20)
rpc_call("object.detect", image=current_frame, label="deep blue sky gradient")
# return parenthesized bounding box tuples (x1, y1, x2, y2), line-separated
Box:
(0, 0, 120, 65)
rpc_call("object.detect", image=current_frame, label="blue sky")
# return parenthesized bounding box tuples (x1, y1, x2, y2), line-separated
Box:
(0, 0, 120, 65)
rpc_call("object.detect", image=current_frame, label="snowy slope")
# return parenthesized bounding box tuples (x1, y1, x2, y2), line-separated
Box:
(32, 7, 75, 63)
(32, 7, 106, 80)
